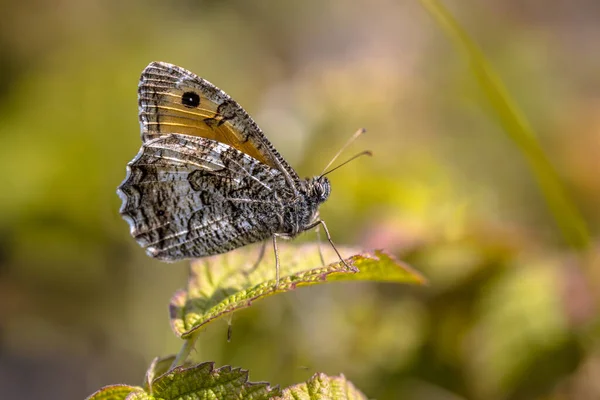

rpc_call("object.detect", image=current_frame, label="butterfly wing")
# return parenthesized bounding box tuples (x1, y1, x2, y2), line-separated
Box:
(138, 61, 299, 186)
(117, 134, 288, 261)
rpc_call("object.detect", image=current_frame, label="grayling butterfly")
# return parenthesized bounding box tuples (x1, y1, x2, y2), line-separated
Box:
(117, 62, 365, 283)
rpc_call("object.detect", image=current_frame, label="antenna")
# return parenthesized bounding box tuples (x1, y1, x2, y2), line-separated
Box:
(321, 150, 372, 177)
(320, 128, 367, 176)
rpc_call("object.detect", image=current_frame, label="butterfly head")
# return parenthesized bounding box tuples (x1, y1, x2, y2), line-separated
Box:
(306, 176, 331, 205)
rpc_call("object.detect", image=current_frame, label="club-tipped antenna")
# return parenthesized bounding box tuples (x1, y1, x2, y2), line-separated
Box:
(321, 150, 372, 177)
(320, 128, 367, 176)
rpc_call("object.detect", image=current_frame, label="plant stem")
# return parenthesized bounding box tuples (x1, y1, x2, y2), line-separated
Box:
(170, 332, 200, 370)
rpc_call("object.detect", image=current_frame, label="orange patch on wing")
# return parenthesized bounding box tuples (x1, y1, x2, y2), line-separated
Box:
(145, 87, 275, 168)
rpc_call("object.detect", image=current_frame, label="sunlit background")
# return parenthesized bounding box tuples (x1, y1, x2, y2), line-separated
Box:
(1, 1, 599, 399)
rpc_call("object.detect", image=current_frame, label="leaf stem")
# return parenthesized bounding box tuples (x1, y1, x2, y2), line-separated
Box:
(170, 332, 200, 370)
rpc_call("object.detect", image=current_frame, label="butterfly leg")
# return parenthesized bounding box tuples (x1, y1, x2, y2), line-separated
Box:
(272, 233, 281, 288)
(307, 220, 358, 272)
(315, 225, 326, 266)
(243, 241, 267, 277)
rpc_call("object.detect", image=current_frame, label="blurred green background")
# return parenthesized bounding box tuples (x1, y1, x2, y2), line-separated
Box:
(1, 1, 599, 399)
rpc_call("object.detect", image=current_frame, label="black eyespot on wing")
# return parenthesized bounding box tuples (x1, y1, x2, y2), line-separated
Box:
(182, 91, 200, 108)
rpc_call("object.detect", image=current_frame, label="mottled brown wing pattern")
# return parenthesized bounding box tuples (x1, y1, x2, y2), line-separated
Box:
(118, 62, 343, 275)
(117, 134, 291, 261)
(138, 61, 299, 185)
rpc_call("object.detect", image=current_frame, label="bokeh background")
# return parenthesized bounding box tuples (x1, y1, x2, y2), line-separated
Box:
(1, 1, 599, 399)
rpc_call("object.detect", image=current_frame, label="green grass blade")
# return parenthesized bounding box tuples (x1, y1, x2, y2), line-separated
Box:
(419, 0, 590, 250)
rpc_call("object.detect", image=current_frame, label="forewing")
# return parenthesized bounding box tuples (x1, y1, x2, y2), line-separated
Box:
(117, 134, 285, 261)
(138, 61, 298, 182)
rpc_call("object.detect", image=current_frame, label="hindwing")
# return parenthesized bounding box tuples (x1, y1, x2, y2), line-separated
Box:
(117, 134, 288, 261)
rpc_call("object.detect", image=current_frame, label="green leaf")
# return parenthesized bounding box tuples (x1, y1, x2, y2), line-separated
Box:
(85, 384, 144, 400)
(418, 0, 589, 250)
(143, 355, 177, 391)
(170, 243, 425, 337)
(88, 362, 280, 400)
(278, 373, 367, 400)
(88, 363, 369, 400)
(149, 362, 280, 399)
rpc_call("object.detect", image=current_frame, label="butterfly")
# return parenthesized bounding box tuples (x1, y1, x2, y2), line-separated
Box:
(117, 61, 358, 284)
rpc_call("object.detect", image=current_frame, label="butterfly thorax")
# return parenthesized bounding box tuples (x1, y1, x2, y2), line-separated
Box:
(278, 176, 330, 236)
